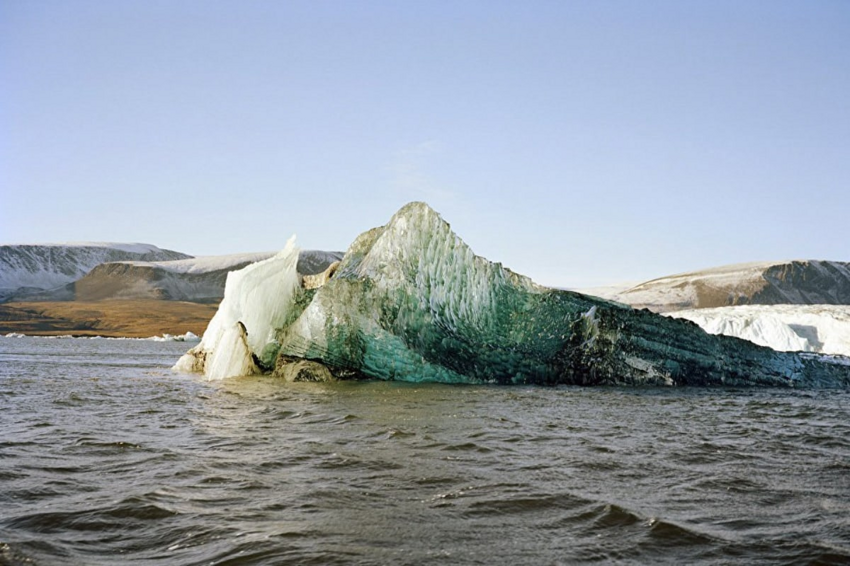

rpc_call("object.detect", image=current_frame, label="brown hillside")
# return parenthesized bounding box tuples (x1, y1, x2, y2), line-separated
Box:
(0, 300, 217, 338)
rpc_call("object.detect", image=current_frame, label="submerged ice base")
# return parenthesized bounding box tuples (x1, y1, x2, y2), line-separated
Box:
(176, 203, 850, 387)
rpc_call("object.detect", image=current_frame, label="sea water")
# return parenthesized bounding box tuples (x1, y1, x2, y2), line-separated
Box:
(1, 336, 849, 565)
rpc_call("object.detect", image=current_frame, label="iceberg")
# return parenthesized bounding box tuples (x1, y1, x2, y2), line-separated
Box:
(176, 203, 850, 387)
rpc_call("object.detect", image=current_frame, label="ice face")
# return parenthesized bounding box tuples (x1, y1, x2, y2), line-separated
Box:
(205, 322, 259, 380)
(176, 237, 301, 380)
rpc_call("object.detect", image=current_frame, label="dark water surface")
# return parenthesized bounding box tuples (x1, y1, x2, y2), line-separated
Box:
(1, 336, 849, 565)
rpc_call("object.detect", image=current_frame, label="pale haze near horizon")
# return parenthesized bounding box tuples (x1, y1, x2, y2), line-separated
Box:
(1, 1, 848, 288)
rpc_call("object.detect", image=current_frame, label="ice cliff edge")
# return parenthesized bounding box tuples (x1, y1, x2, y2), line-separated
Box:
(176, 202, 850, 387)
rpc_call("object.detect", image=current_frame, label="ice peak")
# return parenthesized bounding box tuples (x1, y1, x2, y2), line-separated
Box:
(392, 201, 440, 219)
(385, 201, 457, 234)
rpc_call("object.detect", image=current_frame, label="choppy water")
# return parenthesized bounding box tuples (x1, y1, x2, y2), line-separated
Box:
(1, 336, 849, 565)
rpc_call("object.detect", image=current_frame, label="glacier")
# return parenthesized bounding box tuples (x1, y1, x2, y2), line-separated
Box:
(666, 305, 850, 357)
(176, 203, 850, 387)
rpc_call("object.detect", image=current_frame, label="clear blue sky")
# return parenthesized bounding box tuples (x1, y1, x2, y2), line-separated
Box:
(2, 1, 848, 287)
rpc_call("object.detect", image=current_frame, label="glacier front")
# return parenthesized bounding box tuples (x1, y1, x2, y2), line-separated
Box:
(176, 203, 850, 387)
(666, 305, 850, 357)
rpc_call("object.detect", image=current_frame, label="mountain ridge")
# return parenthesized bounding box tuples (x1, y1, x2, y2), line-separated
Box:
(0, 243, 190, 302)
(0, 243, 344, 304)
(594, 260, 850, 312)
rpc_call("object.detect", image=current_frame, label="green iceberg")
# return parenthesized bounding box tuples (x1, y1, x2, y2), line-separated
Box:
(176, 203, 850, 387)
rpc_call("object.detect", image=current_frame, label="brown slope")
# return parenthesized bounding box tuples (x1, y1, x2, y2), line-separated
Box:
(0, 300, 218, 338)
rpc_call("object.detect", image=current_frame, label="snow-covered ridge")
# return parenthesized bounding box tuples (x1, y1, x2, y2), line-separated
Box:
(666, 305, 850, 357)
(0, 243, 190, 301)
(117, 252, 277, 274)
(115, 249, 343, 276)
(607, 260, 850, 312)
(3, 242, 172, 254)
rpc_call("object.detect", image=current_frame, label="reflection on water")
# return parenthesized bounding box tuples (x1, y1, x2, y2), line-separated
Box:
(1, 336, 849, 565)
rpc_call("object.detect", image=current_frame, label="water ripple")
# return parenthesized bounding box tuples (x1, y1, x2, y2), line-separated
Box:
(1, 338, 849, 565)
